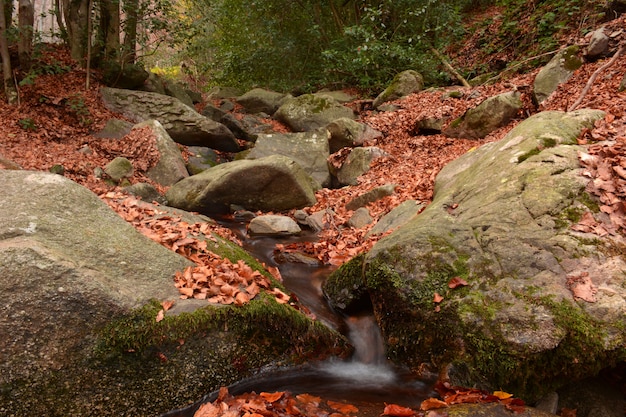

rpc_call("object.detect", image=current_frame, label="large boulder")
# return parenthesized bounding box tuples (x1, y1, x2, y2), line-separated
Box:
(137, 119, 190, 186)
(100, 87, 240, 152)
(327, 118, 383, 153)
(324, 109, 626, 401)
(274, 94, 356, 132)
(444, 91, 523, 139)
(372, 70, 424, 109)
(246, 129, 331, 187)
(166, 154, 318, 213)
(237, 88, 290, 115)
(0, 170, 348, 416)
(533, 45, 584, 105)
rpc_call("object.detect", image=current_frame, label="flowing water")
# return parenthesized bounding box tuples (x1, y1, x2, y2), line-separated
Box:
(163, 219, 435, 416)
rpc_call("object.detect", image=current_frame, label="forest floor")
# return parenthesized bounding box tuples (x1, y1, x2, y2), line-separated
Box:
(0, 14, 625, 417)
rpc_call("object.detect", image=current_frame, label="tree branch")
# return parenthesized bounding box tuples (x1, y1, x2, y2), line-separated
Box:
(430, 46, 470, 88)
(568, 44, 625, 112)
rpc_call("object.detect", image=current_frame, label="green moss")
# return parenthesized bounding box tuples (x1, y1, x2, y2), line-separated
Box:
(579, 191, 600, 213)
(96, 296, 345, 360)
(322, 254, 368, 313)
(540, 137, 558, 148)
(517, 147, 541, 163)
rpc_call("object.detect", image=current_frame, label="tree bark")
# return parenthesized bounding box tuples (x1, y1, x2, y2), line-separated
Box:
(0, 0, 17, 103)
(122, 0, 138, 63)
(99, 0, 120, 61)
(63, 0, 90, 64)
(18, 0, 34, 70)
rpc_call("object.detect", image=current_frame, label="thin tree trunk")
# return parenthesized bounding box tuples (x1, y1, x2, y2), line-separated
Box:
(0, 0, 17, 103)
(430, 46, 470, 88)
(18, 0, 34, 70)
(122, 0, 138, 63)
(55, 0, 67, 41)
(63, 0, 89, 64)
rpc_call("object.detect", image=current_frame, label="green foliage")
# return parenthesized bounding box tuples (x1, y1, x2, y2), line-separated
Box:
(18, 118, 37, 131)
(176, 0, 472, 93)
(19, 60, 72, 86)
(66, 94, 92, 126)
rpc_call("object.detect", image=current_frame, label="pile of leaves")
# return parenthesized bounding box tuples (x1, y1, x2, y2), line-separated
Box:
(191, 383, 525, 417)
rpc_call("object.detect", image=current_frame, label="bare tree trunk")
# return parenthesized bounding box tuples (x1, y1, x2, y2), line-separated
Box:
(122, 0, 138, 63)
(18, 0, 34, 70)
(63, 0, 89, 64)
(99, 0, 120, 61)
(0, 0, 17, 103)
(55, 0, 67, 41)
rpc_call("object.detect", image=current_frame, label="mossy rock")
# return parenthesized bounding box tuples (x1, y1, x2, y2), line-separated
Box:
(327, 110, 626, 402)
(274, 94, 355, 132)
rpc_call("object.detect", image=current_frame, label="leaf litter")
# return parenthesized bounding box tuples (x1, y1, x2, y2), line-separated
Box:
(1, 17, 626, 417)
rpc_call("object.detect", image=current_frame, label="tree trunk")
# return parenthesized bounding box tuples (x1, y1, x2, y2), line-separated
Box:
(99, 0, 120, 61)
(55, 0, 67, 42)
(0, 0, 17, 103)
(18, 0, 34, 70)
(63, 0, 90, 65)
(122, 0, 138, 63)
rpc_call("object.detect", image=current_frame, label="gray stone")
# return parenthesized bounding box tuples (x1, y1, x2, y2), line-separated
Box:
(327, 118, 383, 153)
(136, 119, 189, 187)
(248, 215, 301, 236)
(586, 28, 609, 58)
(100, 87, 240, 152)
(444, 91, 522, 139)
(334, 147, 388, 186)
(123, 182, 165, 204)
(105, 156, 133, 181)
(345, 184, 397, 211)
(237, 88, 289, 115)
(533, 45, 584, 105)
(274, 94, 355, 132)
(165, 154, 318, 213)
(373, 70, 424, 108)
(346, 207, 373, 228)
(246, 129, 330, 187)
(366, 200, 425, 237)
(206, 86, 243, 99)
(93, 118, 133, 139)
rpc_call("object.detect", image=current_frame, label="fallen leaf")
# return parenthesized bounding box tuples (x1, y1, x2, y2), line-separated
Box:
(155, 309, 164, 322)
(419, 398, 448, 411)
(433, 292, 444, 303)
(492, 390, 513, 399)
(327, 400, 359, 414)
(383, 402, 416, 416)
(448, 277, 468, 289)
(193, 402, 220, 417)
(260, 391, 284, 403)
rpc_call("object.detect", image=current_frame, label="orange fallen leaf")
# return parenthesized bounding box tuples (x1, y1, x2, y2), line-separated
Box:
(260, 391, 284, 403)
(492, 390, 513, 399)
(327, 400, 359, 414)
(161, 300, 175, 311)
(419, 398, 448, 411)
(383, 403, 416, 416)
(193, 402, 220, 417)
(155, 309, 164, 322)
(433, 292, 444, 303)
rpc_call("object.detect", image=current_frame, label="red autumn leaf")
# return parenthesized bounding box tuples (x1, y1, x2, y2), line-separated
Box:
(448, 276, 468, 289)
(382, 403, 416, 416)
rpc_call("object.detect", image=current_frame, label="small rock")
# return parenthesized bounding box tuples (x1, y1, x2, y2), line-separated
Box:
(105, 157, 134, 182)
(347, 207, 373, 228)
(248, 215, 301, 236)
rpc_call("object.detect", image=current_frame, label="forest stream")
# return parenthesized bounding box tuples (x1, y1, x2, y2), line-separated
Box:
(162, 219, 436, 417)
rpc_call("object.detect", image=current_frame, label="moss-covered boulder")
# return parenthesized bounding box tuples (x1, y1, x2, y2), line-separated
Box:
(274, 94, 356, 132)
(372, 70, 424, 109)
(326, 109, 626, 402)
(444, 91, 522, 139)
(533, 45, 583, 105)
(165, 154, 318, 213)
(0, 171, 349, 416)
